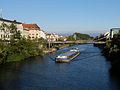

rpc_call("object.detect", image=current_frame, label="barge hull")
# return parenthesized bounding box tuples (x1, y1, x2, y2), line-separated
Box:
(55, 52, 80, 63)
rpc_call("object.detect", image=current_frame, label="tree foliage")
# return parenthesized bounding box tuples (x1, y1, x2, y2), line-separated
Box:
(67, 32, 93, 41)
(7, 38, 43, 62)
(103, 33, 120, 73)
(0, 44, 9, 64)
(0, 23, 47, 63)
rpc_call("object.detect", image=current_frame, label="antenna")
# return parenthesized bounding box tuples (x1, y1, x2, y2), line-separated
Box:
(0, 8, 2, 18)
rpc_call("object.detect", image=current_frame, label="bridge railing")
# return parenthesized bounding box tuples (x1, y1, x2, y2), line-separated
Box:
(49, 40, 105, 44)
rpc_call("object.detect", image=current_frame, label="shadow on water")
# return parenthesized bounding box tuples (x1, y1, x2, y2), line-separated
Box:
(109, 67, 120, 90)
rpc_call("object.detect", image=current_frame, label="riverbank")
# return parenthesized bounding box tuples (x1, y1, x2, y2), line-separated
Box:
(0, 43, 71, 64)
(103, 34, 120, 74)
(0, 38, 46, 64)
(43, 44, 70, 54)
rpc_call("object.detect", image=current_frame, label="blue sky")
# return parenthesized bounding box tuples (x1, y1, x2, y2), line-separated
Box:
(1, 0, 120, 36)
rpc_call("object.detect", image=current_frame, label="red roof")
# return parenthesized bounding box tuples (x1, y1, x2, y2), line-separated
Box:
(22, 24, 40, 30)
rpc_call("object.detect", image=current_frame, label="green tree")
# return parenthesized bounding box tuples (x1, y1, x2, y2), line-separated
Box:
(0, 44, 9, 64)
(67, 33, 93, 41)
(9, 23, 21, 43)
(0, 23, 46, 63)
(38, 38, 47, 49)
(0, 22, 10, 41)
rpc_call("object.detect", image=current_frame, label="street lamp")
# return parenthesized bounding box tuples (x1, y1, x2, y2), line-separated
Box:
(48, 36, 51, 49)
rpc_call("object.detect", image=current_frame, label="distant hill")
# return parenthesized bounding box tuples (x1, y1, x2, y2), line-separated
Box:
(56, 32, 100, 37)
(67, 33, 94, 41)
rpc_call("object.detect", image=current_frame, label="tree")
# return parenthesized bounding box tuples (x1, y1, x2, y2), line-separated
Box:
(9, 23, 17, 33)
(0, 22, 10, 41)
(9, 23, 21, 42)
(0, 44, 9, 64)
(67, 33, 93, 41)
(38, 38, 47, 49)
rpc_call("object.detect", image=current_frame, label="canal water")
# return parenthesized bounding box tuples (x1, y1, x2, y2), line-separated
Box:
(0, 44, 120, 90)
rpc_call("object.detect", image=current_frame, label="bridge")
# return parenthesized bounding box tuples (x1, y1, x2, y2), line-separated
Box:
(49, 40, 106, 44)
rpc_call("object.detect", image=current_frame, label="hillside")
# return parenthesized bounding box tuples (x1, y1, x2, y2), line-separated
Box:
(67, 33, 94, 41)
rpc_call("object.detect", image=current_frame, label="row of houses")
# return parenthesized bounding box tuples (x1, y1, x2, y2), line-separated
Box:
(0, 18, 66, 41)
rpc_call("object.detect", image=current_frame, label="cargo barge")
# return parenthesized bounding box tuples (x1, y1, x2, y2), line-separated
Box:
(55, 48, 80, 62)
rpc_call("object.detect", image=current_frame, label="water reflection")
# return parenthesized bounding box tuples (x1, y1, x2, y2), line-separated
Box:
(55, 62, 71, 71)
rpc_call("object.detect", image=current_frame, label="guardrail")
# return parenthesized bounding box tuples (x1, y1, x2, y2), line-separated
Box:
(49, 40, 106, 44)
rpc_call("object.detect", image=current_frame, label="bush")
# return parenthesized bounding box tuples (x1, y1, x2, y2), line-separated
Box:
(7, 38, 43, 62)
(0, 44, 9, 64)
(103, 33, 120, 73)
(0, 38, 44, 63)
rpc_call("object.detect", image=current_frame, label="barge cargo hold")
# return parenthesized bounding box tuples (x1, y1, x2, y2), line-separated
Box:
(55, 48, 80, 62)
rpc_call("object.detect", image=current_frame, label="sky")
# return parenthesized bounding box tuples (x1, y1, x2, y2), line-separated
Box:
(1, 0, 120, 36)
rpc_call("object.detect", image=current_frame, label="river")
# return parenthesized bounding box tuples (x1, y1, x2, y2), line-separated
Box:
(0, 44, 120, 90)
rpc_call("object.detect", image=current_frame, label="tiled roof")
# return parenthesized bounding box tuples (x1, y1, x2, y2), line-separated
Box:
(0, 18, 22, 24)
(22, 24, 40, 30)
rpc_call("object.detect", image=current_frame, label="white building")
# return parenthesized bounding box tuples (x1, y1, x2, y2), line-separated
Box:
(104, 32, 110, 39)
(110, 28, 120, 39)
(0, 18, 47, 41)
(22, 24, 46, 40)
(0, 18, 23, 40)
(46, 33, 59, 42)
(59, 36, 67, 41)
(39, 30, 46, 39)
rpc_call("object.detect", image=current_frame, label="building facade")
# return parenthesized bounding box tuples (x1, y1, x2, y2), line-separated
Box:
(46, 33, 59, 42)
(0, 18, 23, 40)
(22, 24, 46, 39)
(103, 32, 110, 39)
(0, 18, 47, 41)
(110, 28, 120, 39)
(39, 30, 46, 39)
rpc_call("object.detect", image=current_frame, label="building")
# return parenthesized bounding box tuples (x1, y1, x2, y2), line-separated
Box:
(46, 34, 54, 42)
(39, 30, 46, 39)
(22, 24, 46, 39)
(46, 33, 59, 42)
(103, 32, 110, 39)
(110, 28, 120, 39)
(0, 18, 23, 40)
(0, 18, 47, 41)
(59, 36, 67, 41)
(21, 27, 29, 39)
(54, 34, 59, 41)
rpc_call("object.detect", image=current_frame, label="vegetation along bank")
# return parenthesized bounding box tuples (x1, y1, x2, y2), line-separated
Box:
(103, 33, 120, 74)
(0, 23, 94, 64)
(0, 23, 46, 64)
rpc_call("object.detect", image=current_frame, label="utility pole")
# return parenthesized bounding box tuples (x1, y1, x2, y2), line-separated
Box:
(48, 36, 51, 49)
(0, 8, 3, 18)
